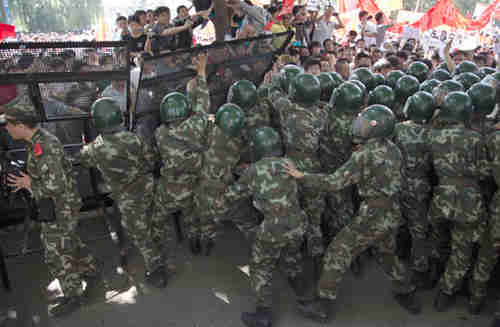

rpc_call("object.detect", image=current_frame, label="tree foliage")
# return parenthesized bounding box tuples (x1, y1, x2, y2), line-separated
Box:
(7, 0, 103, 32)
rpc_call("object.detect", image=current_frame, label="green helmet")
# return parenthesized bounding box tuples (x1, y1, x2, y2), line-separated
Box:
(280, 64, 304, 93)
(386, 70, 406, 89)
(480, 67, 496, 76)
(330, 82, 364, 113)
(350, 67, 376, 91)
(482, 72, 500, 87)
(289, 73, 321, 105)
(373, 73, 385, 88)
(216, 103, 246, 137)
(432, 79, 464, 107)
(430, 69, 452, 81)
(352, 105, 395, 140)
(91, 97, 123, 132)
(454, 61, 480, 76)
(403, 91, 435, 122)
(437, 62, 451, 72)
(318, 72, 335, 102)
(439, 91, 473, 123)
(467, 82, 496, 116)
(395, 75, 420, 102)
(227, 80, 257, 111)
(407, 61, 429, 83)
(329, 72, 345, 90)
(420, 79, 440, 93)
(257, 84, 272, 100)
(368, 85, 395, 108)
(249, 126, 283, 162)
(160, 92, 191, 123)
(350, 79, 367, 97)
(453, 72, 481, 91)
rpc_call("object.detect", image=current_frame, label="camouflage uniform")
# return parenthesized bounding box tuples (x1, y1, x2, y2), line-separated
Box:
(319, 107, 357, 242)
(192, 124, 243, 242)
(276, 97, 327, 257)
(154, 76, 211, 247)
(302, 138, 416, 300)
(392, 121, 433, 273)
(2, 92, 97, 299)
(426, 121, 489, 296)
(78, 130, 162, 272)
(223, 156, 307, 308)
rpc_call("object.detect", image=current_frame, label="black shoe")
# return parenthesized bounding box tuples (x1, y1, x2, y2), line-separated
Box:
(145, 266, 169, 289)
(350, 256, 362, 278)
(312, 256, 323, 282)
(241, 306, 272, 327)
(412, 270, 434, 290)
(429, 258, 445, 289)
(297, 298, 332, 323)
(189, 238, 201, 255)
(49, 296, 82, 317)
(201, 239, 215, 256)
(288, 274, 307, 297)
(394, 291, 422, 315)
(468, 296, 484, 315)
(434, 290, 455, 312)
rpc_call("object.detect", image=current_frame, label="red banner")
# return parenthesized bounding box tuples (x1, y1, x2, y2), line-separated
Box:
(264, 0, 295, 30)
(0, 24, 15, 42)
(466, 0, 499, 31)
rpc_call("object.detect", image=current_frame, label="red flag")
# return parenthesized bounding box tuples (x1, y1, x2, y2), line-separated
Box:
(411, 0, 469, 31)
(466, 0, 499, 31)
(357, 0, 380, 13)
(0, 24, 15, 42)
(264, 0, 294, 30)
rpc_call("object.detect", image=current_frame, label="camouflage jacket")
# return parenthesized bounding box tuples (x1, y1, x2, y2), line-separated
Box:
(319, 108, 356, 172)
(392, 121, 433, 178)
(426, 123, 490, 223)
(487, 128, 500, 240)
(302, 138, 403, 201)
(223, 157, 307, 241)
(78, 130, 158, 197)
(276, 98, 326, 172)
(155, 76, 211, 188)
(27, 128, 82, 220)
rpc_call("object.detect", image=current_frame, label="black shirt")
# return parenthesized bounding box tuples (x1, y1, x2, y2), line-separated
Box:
(123, 34, 147, 54)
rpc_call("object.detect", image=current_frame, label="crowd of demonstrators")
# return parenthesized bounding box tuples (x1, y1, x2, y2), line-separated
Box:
(5, 1, 500, 327)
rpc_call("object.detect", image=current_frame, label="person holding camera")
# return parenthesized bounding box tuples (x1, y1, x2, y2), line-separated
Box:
(2, 86, 98, 318)
(311, 5, 344, 49)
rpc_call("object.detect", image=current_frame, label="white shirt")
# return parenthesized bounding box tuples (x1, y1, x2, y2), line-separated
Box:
(312, 18, 340, 46)
(359, 22, 377, 47)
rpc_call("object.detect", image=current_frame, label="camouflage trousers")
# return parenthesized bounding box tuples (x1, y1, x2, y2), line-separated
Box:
(251, 228, 305, 308)
(322, 186, 356, 244)
(298, 184, 326, 258)
(470, 192, 500, 303)
(152, 179, 193, 267)
(318, 203, 415, 300)
(400, 177, 432, 272)
(42, 222, 97, 298)
(428, 214, 483, 295)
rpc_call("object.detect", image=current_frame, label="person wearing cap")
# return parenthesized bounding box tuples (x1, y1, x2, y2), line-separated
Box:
(2, 87, 99, 317)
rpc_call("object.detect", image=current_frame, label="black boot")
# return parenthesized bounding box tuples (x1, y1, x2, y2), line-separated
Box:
(312, 256, 323, 282)
(297, 298, 332, 323)
(201, 239, 215, 256)
(412, 270, 434, 290)
(288, 274, 307, 297)
(434, 290, 455, 312)
(393, 291, 422, 315)
(145, 266, 169, 289)
(468, 296, 484, 315)
(241, 306, 272, 327)
(49, 296, 82, 317)
(350, 256, 362, 278)
(189, 238, 201, 255)
(429, 258, 445, 289)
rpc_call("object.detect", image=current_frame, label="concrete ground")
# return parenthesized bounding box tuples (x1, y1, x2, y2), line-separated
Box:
(0, 213, 496, 327)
